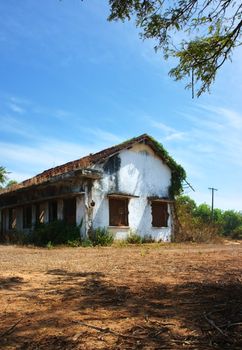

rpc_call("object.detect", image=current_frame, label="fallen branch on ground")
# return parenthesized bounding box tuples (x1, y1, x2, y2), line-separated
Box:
(204, 313, 227, 337)
(73, 321, 144, 341)
(220, 322, 242, 329)
(0, 318, 24, 338)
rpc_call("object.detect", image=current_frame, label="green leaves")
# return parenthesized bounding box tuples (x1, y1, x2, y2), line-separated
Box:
(0, 166, 9, 186)
(0, 167, 18, 189)
(169, 32, 237, 96)
(107, 0, 242, 96)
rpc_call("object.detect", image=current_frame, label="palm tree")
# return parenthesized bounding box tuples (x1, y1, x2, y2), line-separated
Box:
(0, 166, 8, 187)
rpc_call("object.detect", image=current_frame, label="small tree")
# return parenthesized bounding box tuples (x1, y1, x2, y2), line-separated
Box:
(175, 195, 219, 242)
(194, 203, 211, 223)
(0, 167, 18, 189)
(0, 166, 9, 188)
(221, 210, 242, 236)
(176, 195, 196, 214)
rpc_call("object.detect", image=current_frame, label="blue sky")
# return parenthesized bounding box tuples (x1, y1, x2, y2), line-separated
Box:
(0, 0, 242, 210)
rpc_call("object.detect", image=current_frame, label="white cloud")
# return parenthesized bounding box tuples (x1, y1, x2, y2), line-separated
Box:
(82, 127, 124, 144)
(180, 104, 242, 168)
(217, 107, 242, 129)
(0, 139, 98, 180)
(0, 104, 124, 182)
(148, 118, 187, 141)
(8, 102, 25, 114)
(0, 115, 36, 139)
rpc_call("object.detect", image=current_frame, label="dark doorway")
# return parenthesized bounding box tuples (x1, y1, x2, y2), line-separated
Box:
(63, 198, 76, 225)
(49, 200, 58, 222)
(23, 206, 32, 228)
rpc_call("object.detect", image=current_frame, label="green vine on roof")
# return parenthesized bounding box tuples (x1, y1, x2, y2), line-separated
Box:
(148, 136, 186, 198)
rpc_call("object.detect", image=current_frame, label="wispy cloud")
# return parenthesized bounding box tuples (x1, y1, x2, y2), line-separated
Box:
(83, 127, 123, 144)
(1, 94, 78, 122)
(0, 115, 36, 139)
(8, 102, 25, 114)
(32, 105, 77, 121)
(196, 104, 242, 128)
(0, 139, 98, 181)
(148, 117, 187, 141)
(179, 104, 242, 167)
(0, 97, 125, 182)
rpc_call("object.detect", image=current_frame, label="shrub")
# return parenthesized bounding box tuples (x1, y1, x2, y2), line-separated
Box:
(67, 239, 82, 247)
(88, 227, 113, 246)
(141, 234, 156, 243)
(0, 230, 29, 245)
(174, 201, 220, 243)
(81, 238, 93, 247)
(46, 241, 53, 249)
(126, 232, 142, 244)
(31, 220, 80, 246)
(231, 225, 242, 240)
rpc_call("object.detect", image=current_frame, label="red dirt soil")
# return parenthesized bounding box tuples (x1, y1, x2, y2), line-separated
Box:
(0, 242, 241, 349)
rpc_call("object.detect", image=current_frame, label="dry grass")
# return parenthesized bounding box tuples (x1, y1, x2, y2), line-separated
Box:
(0, 242, 242, 349)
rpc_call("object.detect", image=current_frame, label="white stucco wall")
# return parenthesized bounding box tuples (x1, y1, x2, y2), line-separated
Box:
(91, 144, 173, 241)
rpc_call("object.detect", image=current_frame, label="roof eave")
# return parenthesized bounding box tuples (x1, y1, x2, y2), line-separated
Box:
(0, 168, 102, 197)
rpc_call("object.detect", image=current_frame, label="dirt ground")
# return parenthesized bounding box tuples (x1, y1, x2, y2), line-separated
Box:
(0, 242, 241, 350)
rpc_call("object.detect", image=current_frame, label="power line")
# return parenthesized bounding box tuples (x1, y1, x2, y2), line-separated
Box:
(208, 187, 218, 221)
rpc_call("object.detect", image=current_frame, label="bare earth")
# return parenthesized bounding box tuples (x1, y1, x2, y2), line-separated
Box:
(0, 242, 241, 350)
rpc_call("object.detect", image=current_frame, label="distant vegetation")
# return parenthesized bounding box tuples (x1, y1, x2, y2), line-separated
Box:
(0, 166, 18, 189)
(175, 195, 242, 242)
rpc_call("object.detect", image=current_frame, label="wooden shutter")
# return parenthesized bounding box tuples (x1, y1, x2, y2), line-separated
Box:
(151, 202, 169, 227)
(109, 198, 128, 226)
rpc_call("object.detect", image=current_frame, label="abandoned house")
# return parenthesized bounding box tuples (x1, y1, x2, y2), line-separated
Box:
(0, 134, 186, 241)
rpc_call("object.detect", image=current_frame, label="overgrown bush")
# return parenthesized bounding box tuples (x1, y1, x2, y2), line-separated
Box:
(141, 234, 156, 243)
(67, 239, 82, 247)
(80, 238, 93, 247)
(67, 238, 93, 247)
(221, 210, 242, 236)
(174, 198, 220, 243)
(231, 225, 242, 240)
(126, 232, 142, 244)
(31, 220, 80, 246)
(88, 227, 113, 246)
(0, 229, 29, 245)
(175, 195, 242, 241)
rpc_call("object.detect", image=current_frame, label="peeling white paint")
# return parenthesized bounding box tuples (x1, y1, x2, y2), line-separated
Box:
(91, 144, 173, 241)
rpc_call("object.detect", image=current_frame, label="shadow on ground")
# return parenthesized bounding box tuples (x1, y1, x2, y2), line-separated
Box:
(0, 267, 241, 349)
(0, 276, 25, 290)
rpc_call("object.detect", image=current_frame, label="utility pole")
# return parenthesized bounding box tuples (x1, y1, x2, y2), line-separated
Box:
(208, 187, 218, 221)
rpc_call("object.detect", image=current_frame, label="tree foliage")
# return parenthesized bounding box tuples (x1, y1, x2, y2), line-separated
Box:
(0, 166, 9, 187)
(0, 167, 17, 189)
(108, 0, 242, 96)
(222, 209, 242, 236)
(176, 195, 242, 240)
(175, 195, 218, 242)
(5, 180, 18, 188)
